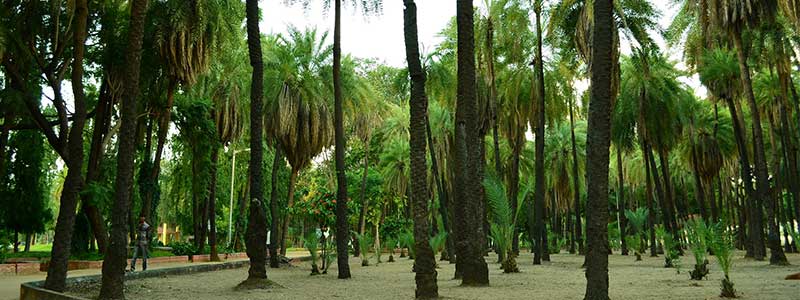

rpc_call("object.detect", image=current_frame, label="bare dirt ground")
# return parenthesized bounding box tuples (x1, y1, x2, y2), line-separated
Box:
(70, 251, 800, 300)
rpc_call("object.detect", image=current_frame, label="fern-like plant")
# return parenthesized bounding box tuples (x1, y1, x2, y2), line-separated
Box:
(709, 222, 736, 298)
(399, 230, 415, 259)
(355, 232, 374, 266)
(483, 173, 530, 273)
(303, 231, 321, 275)
(686, 218, 710, 280)
(656, 226, 680, 269)
(625, 208, 649, 261)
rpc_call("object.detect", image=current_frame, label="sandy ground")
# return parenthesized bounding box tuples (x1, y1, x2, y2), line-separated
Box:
(74, 251, 800, 300)
(0, 251, 307, 300)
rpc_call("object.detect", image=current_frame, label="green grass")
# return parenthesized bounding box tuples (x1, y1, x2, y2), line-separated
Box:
(4, 248, 180, 261)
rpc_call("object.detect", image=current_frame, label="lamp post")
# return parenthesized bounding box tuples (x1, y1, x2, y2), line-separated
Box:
(228, 147, 250, 247)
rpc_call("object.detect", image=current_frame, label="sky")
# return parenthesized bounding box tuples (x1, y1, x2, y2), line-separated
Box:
(258, 0, 706, 98)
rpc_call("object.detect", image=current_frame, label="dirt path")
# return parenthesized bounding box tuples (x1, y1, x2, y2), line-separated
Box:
(0, 251, 307, 300)
(96, 251, 800, 300)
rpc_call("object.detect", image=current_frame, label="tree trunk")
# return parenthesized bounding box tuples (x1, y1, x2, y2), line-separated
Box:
(453, 0, 489, 286)
(733, 33, 778, 262)
(98, 0, 148, 297)
(356, 137, 372, 257)
(243, 0, 270, 284)
(584, 0, 613, 298)
(643, 141, 657, 257)
(332, 0, 352, 279)
(617, 150, 628, 255)
(209, 147, 221, 262)
(269, 147, 283, 268)
(657, 149, 679, 241)
(83, 82, 113, 254)
(280, 170, 298, 256)
(45, 0, 89, 291)
(569, 98, 584, 255)
(427, 112, 454, 261)
(404, 1, 439, 296)
(532, 2, 547, 266)
(723, 95, 759, 257)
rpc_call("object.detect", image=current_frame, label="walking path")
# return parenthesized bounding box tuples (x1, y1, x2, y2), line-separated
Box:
(0, 250, 306, 300)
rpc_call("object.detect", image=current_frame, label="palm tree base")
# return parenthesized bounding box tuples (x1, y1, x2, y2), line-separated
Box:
(236, 277, 281, 290)
(720, 278, 736, 298)
(690, 262, 709, 280)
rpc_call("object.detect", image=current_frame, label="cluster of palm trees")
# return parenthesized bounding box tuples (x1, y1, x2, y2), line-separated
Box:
(2, 0, 800, 299)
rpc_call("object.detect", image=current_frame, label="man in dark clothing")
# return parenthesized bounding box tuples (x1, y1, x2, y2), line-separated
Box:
(131, 216, 150, 271)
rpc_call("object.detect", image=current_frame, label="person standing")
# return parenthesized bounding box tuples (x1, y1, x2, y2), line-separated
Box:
(131, 216, 150, 271)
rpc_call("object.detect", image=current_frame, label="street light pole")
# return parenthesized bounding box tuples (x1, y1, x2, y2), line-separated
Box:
(228, 147, 249, 247)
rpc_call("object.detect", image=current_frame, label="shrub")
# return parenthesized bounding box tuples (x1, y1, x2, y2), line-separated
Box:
(625, 208, 649, 261)
(354, 232, 374, 266)
(483, 173, 529, 273)
(709, 222, 736, 298)
(169, 241, 198, 256)
(656, 226, 680, 270)
(429, 231, 447, 255)
(303, 231, 320, 275)
(686, 219, 709, 280)
(383, 236, 397, 262)
(399, 230, 415, 259)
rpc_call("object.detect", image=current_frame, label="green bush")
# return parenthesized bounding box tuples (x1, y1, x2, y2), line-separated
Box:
(686, 219, 710, 280)
(303, 231, 320, 275)
(0, 238, 8, 264)
(429, 231, 447, 255)
(656, 226, 680, 270)
(354, 232, 374, 266)
(709, 222, 736, 298)
(169, 241, 198, 256)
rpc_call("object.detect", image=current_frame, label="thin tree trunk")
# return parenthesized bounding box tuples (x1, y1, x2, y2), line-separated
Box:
(243, 0, 270, 284)
(583, 0, 614, 293)
(45, 1, 89, 291)
(356, 137, 372, 257)
(569, 98, 584, 255)
(453, 0, 489, 286)
(280, 170, 298, 256)
(98, 0, 148, 297)
(643, 142, 657, 257)
(209, 147, 221, 262)
(83, 82, 113, 254)
(427, 113, 453, 261)
(733, 33, 778, 262)
(332, 0, 352, 279)
(404, 1, 439, 295)
(269, 147, 283, 268)
(617, 150, 628, 255)
(724, 95, 759, 257)
(533, 2, 547, 266)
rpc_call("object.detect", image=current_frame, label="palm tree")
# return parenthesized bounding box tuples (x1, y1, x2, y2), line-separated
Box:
(709, 0, 787, 264)
(98, 0, 149, 298)
(142, 0, 237, 229)
(698, 48, 762, 256)
(532, 0, 547, 265)
(403, 1, 438, 297)
(454, 0, 489, 286)
(584, 0, 614, 298)
(241, 0, 271, 287)
(264, 28, 335, 258)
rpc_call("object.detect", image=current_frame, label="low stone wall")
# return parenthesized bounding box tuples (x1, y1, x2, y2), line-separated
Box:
(20, 260, 251, 300)
(2, 253, 242, 275)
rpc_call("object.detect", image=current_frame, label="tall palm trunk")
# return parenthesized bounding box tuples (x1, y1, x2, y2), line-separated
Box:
(141, 80, 177, 225)
(569, 98, 584, 254)
(427, 115, 454, 261)
(84, 83, 114, 254)
(269, 147, 283, 268)
(732, 33, 784, 263)
(723, 95, 759, 256)
(404, 1, 439, 296)
(45, 0, 89, 291)
(657, 149, 679, 238)
(243, 0, 270, 284)
(98, 0, 148, 297)
(356, 137, 372, 257)
(279, 170, 299, 256)
(616, 149, 628, 255)
(209, 147, 221, 262)
(643, 141, 657, 257)
(332, 0, 352, 279)
(775, 35, 800, 236)
(532, 1, 547, 266)
(584, 0, 614, 298)
(454, 0, 489, 286)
